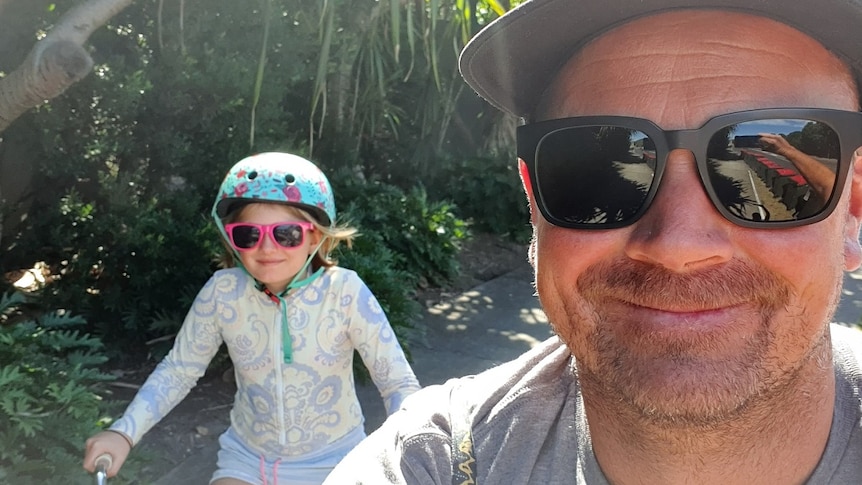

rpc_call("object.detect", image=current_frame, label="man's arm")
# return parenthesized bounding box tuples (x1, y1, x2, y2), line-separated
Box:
(324, 386, 455, 485)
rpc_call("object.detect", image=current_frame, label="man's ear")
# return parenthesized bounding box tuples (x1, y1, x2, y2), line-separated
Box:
(518, 159, 538, 225)
(844, 149, 862, 271)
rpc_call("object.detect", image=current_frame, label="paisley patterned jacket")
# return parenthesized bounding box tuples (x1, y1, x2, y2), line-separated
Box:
(110, 266, 420, 459)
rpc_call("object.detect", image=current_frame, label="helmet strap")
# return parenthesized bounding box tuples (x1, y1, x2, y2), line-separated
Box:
(256, 236, 329, 364)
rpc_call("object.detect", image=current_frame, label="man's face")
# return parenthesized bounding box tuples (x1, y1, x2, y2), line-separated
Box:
(529, 10, 862, 424)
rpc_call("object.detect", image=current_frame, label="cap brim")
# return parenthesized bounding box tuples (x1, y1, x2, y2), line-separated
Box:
(459, 0, 862, 118)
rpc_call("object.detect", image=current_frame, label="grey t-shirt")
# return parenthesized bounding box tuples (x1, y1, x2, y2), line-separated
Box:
(325, 324, 862, 484)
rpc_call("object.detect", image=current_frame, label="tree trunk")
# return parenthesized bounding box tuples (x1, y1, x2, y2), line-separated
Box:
(0, 0, 135, 134)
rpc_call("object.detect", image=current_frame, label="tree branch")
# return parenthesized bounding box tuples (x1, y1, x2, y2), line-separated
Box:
(0, 0, 135, 133)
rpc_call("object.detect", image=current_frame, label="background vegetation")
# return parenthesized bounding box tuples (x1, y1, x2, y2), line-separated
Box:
(0, 1, 528, 482)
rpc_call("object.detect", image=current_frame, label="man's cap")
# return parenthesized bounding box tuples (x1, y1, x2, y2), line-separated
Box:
(459, 0, 862, 118)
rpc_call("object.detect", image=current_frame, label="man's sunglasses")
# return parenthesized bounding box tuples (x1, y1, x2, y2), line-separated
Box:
(224, 221, 314, 251)
(517, 108, 862, 229)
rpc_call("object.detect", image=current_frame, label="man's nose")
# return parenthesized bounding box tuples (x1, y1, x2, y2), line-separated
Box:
(624, 149, 734, 272)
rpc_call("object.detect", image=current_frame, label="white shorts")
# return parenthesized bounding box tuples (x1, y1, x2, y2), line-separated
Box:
(210, 426, 366, 485)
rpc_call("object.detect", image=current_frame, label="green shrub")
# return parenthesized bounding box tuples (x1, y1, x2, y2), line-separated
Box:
(0, 292, 118, 484)
(333, 172, 470, 288)
(429, 156, 531, 243)
(11, 178, 218, 357)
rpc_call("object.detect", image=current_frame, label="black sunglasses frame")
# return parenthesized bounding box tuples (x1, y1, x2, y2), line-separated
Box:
(517, 108, 862, 229)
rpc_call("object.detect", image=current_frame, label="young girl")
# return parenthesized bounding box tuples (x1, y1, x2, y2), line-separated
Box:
(83, 152, 421, 484)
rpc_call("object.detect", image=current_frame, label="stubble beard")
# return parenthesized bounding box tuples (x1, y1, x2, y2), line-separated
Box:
(546, 258, 810, 428)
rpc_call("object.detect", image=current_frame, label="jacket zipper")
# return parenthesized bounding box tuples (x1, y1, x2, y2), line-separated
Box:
(274, 308, 287, 445)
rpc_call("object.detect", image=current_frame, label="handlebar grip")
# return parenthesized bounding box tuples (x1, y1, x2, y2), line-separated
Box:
(94, 454, 112, 485)
(95, 453, 113, 471)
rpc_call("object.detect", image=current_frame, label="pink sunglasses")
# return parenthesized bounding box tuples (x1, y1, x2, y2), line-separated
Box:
(224, 221, 314, 252)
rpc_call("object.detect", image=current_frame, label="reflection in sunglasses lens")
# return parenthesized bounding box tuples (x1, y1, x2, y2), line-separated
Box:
(274, 224, 304, 247)
(232, 226, 261, 248)
(706, 119, 838, 223)
(536, 126, 654, 225)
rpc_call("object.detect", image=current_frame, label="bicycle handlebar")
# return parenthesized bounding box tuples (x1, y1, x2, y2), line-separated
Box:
(94, 454, 112, 485)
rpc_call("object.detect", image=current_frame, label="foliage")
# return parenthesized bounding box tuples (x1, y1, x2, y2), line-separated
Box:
(0, 0, 524, 355)
(429, 155, 531, 243)
(0, 292, 120, 484)
(334, 170, 470, 287)
(9, 172, 218, 357)
(0, 0, 529, 479)
(307, 0, 519, 170)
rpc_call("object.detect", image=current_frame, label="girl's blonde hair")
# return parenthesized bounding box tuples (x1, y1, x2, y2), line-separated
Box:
(217, 202, 358, 270)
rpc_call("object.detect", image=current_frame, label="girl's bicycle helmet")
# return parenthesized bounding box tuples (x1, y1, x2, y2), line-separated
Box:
(212, 152, 336, 227)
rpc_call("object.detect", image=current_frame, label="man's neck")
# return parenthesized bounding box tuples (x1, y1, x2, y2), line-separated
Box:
(582, 343, 836, 485)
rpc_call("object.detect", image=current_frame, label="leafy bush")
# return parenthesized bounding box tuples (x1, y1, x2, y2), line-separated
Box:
(10, 175, 218, 357)
(428, 156, 531, 243)
(0, 292, 118, 484)
(333, 171, 470, 288)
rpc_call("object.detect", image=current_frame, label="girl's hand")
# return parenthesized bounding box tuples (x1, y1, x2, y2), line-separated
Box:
(83, 430, 133, 478)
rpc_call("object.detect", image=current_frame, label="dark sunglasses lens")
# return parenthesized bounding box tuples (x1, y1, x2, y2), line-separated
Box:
(273, 224, 304, 248)
(535, 126, 655, 225)
(230, 225, 261, 249)
(705, 119, 840, 223)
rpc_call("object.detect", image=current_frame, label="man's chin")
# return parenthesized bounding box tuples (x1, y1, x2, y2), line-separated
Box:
(582, 354, 768, 427)
(625, 375, 758, 427)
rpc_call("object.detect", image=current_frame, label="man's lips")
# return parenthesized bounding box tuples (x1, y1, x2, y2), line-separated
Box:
(605, 298, 761, 348)
(620, 300, 741, 325)
(613, 296, 746, 315)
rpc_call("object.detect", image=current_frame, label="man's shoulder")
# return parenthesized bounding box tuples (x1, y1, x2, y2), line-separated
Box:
(461, 335, 576, 419)
(331, 337, 584, 484)
(814, 324, 862, 483)
(831, 323, 862, 369)
(395, 336, 575, 436)
(830, 323, 862, 417)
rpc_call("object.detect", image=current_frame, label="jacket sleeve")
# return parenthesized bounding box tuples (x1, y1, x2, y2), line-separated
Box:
(347, 274, 421, 415)
(108, 272, 235, 445)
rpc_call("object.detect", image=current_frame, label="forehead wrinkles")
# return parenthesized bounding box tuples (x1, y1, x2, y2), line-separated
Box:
(536, 11, 857, 126)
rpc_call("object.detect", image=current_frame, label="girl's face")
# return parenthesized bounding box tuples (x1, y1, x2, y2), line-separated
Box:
(232, 203, 321, 294)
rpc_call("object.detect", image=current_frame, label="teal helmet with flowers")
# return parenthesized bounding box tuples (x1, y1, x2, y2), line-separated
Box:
(212, 152, 336, 227)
